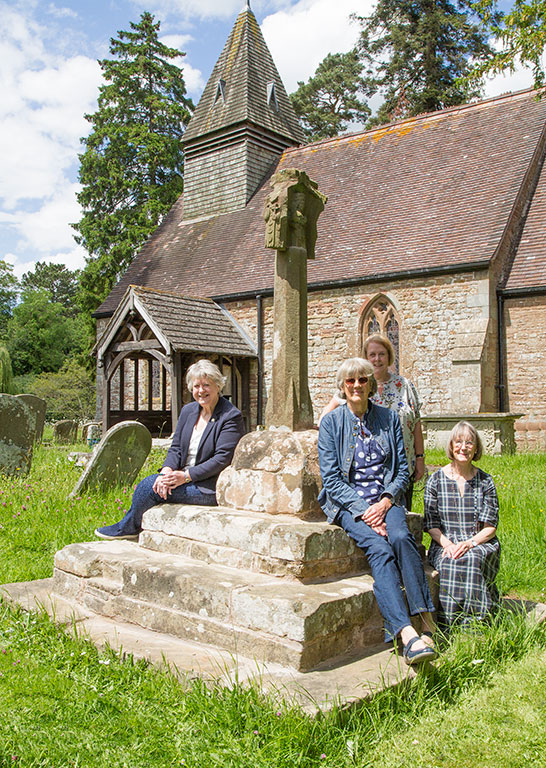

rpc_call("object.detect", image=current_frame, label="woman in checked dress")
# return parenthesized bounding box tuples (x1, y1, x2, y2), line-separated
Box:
(424, 421, 500, 628)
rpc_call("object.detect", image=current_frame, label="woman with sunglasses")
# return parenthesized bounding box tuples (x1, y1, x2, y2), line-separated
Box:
(319, 334, 424, 510)
(424, 421, 500, 628)
(318, 357, 437, 665)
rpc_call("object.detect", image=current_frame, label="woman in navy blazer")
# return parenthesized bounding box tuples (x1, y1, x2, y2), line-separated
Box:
(95, 360, 246, 540)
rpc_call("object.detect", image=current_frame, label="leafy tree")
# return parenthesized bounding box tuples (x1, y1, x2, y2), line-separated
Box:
(20, 262, 80, 315)
(30, 360, 96, 421)
(0, 260, 18, 335)
(6, 291, 87, 376)
(74, 12, 194, 315)
(470, 1, 546, 90)
(0, 346, 14, 393)
(290, 50, 372, 141)
(355, 0, 494, 125)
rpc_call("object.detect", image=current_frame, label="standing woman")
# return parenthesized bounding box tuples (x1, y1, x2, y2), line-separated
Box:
(320, 334, 425, 509)
(95, 359, 245, 540)
(318, 358, 437, 665)
(424, 421, 500, 628)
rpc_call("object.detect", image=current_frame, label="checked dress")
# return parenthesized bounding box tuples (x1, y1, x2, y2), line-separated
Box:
(424, 468, 500, 626)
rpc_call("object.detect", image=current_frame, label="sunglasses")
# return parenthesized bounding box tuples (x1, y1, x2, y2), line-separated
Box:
(345, 376, 369, 385)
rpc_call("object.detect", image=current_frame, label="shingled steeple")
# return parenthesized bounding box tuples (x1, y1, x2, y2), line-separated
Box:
(182, 4, 303, 221)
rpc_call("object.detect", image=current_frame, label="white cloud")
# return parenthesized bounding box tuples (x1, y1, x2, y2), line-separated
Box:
(482, 62, 534, 99)
(133, 0, 250, 21)
(0, 1, 100, 272)
(262, 0, 370, 93)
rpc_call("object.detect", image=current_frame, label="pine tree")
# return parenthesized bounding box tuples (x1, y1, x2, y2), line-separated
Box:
(74, 12, 193, 314)
(290, 50, 371, 141)
(355, 0, 494, 126)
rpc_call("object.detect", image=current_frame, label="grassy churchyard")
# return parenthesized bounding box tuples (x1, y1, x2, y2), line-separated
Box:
(0, 445, 545, 767)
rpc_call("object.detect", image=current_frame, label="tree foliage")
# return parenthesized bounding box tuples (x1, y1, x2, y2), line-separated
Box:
(0, 346, 14, 394)
(6, 291, 87, 377)
(20, 262, 80, 315)
(290, 50, 371, 141)
(30, 360, 96, 421)
(0, 260, 19, 336)
(74, 12, 193, 315)
(470, 1, 546, 90)
(355, 0, 494, 125)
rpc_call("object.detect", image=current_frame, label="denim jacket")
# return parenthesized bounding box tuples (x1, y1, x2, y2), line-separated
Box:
(318, 401, 409, 523)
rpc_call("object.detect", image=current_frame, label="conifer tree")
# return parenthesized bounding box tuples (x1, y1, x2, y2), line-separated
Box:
(74, 12, 193, 314)
(290, 50, 371, 141)
(355, 0, 494, 126)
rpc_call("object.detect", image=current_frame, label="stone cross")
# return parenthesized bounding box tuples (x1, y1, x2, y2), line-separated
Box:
(263, 168, 327, 430)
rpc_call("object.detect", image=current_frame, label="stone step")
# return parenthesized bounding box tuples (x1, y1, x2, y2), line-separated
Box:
(139, 504, 425, 580)
(53, 540, 384, 670)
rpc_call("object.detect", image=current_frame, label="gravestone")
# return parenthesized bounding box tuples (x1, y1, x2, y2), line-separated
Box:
(70, 420, 151, 497)
(16, 394, 46, 443)
(54, 419, 78, 444)
(0, 394, 35, 475)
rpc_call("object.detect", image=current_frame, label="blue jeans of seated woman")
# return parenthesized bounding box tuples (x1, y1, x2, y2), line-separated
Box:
(110, 473, 217, 535)
(335, 504, 434, 641)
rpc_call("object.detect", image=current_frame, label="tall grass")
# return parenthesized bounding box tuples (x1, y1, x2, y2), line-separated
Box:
(0, 445, 545, 766)
(0, 444, 166, 584)
(0, 601, 545, 767)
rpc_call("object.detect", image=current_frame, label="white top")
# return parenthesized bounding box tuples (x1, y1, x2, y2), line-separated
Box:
(184, 421, 207, 469)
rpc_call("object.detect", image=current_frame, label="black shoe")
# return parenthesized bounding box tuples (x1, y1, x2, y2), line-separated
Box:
(95, 524, 139, 541)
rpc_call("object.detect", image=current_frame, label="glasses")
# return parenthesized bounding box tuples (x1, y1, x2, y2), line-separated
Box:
(454, 439, 474, 447)
(345, 376, 368, 385)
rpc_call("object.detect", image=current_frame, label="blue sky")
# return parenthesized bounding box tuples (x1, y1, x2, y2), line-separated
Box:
(0, 0, 533, 282)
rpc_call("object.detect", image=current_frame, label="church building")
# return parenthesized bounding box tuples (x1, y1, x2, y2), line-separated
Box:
(93, 4, 546, 451)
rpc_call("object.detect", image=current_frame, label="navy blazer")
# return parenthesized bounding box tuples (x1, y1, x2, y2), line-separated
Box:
(163, 396, 246, 494)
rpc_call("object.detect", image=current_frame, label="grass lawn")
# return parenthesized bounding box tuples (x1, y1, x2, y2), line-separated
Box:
(0, 444, 545, 767)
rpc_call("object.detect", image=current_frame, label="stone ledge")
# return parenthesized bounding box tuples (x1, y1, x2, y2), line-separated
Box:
(140, 504, 425, 579)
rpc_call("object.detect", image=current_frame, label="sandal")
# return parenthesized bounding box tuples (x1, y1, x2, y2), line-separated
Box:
(403, 636, 438, 666)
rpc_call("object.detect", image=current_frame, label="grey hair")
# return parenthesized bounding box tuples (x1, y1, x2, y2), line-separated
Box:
(186, 359, 226, 392)
(335, 358, 377, 397)
(447, 420, 483, 461)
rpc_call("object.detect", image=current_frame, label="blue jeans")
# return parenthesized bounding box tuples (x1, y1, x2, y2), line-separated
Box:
(335, 504, 435, 641)
(108, 474, 217, 535)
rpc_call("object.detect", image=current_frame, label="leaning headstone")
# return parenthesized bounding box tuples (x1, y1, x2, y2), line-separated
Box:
(0, 394, 35, 475)
(54, 419, 78, 444)
(16, 394, 46, 443)
(70, 420, 152, 497)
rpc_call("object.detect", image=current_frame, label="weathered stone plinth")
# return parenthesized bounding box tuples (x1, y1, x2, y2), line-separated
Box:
(216, 428, 323, 520)
(51, 504, 429, 671)
(422, 413, 523, 454)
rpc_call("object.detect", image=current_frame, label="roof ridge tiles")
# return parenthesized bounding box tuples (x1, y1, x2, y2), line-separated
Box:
(282, 86, 545, 156)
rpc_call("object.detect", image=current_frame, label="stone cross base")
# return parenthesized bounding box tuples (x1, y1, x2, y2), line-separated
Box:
(52, 505, 429, 671)
(216, 428, 323, 520)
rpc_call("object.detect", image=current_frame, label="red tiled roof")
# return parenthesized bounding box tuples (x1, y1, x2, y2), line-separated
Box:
(96, 90, 546, 317)
(504, 158, 546, 292)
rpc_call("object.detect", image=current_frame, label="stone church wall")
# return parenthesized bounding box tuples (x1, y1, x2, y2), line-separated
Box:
(226, 269, 494, 427)
(504, 295, 546, 450)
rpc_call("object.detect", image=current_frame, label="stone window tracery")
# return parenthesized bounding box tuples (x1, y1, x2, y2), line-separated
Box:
(361, 297, 400, 373)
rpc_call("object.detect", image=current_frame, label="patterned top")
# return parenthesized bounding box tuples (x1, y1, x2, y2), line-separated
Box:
(349, 421, 386, 506)
(424, 467, 500, 625)
(335, 373, 422, 473)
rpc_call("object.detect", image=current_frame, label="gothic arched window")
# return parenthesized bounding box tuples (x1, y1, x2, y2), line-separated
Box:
(361, 297, 400, 373)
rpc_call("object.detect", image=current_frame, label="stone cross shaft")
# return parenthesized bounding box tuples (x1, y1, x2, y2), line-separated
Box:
(263, 168, 327, 430)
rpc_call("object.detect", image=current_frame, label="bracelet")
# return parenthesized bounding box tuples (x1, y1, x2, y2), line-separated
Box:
(415, 453, 424, 458)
